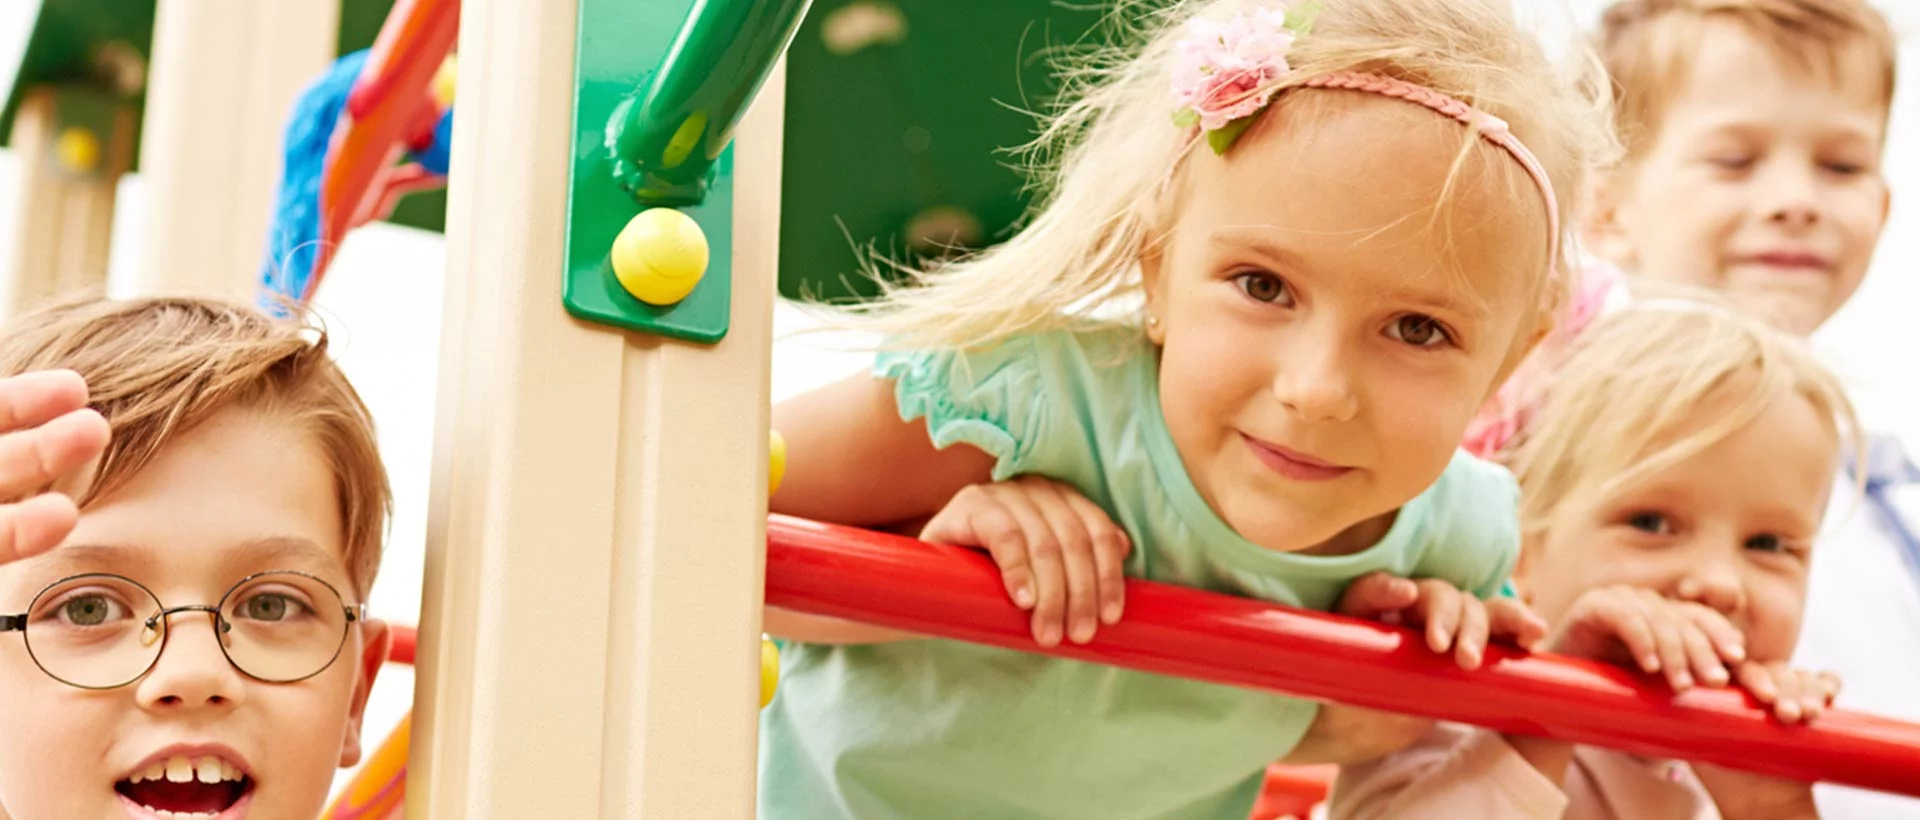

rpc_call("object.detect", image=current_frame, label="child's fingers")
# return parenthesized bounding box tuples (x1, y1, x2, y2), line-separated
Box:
(1590, 595, 1662, 674)
(1797, 670, 1829, 722)
(925, 491, 1034, 609)
(1415, 580, 1463, 655)
(1334, 572, 1419, 622)
(1019, 481, 1101, 645)
(1646, 607, 1696, 691)
(1738, 661, 1781, 708)
(1058, 489, 1130, 626)
(1485, 597, 1549, 652)
(0, 371, 90, 434)
(1817, 670, 1844, 704)
(1675, 618, 1730, 687)
(1453, 594, 1489, 670)
(990, 488, 1067, 647)
(1675, 602, 1747, 665)
(0, 493, 79, 565)
(0, 408, 110, 500)
(1769, 664, 1806, 723)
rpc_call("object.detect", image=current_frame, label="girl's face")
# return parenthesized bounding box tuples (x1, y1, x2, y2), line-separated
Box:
(1142, 95, 1548, 555)
(1520, 392, 1839, 664)
(0, 408, 388, 820)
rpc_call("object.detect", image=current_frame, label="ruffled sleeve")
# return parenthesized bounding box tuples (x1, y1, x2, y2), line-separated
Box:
(873, 336, 1051, 482)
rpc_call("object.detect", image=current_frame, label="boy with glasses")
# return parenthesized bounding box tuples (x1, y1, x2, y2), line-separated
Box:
(0, 296, 394, 820)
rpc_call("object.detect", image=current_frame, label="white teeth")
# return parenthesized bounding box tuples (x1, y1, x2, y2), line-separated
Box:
(128, 754, 244, 787)
(152, 812, 218, 819)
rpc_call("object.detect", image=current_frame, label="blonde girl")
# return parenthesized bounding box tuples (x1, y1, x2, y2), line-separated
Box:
(762, 0, 1612, 817)
(1333, 293, 1854, 819)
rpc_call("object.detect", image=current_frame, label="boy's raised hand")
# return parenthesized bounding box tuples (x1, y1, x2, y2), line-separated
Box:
(919, 476, 1131, 648)
(0, 371, 110, 566)
(1335, 571, 1549, 670)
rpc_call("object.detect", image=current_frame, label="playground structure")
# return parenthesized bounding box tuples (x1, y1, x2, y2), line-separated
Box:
(6, 1, 1920, 818)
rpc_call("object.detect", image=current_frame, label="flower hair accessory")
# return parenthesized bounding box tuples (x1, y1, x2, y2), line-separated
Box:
(1170, 2, 1322, 154)
(1168, 3, 1563, 285)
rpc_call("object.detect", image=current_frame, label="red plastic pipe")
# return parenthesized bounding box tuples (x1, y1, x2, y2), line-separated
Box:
(764, 514, 1920, 797)
(386, 624, 416, 667)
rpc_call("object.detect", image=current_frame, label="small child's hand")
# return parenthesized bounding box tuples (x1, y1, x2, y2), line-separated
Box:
(0, 371, 109, 565)
(1335, 572, 1547, 670)
(1547, 585, 1747, 693)
(1734, 661, 1840, 725)
(919, 476, 1131, 647)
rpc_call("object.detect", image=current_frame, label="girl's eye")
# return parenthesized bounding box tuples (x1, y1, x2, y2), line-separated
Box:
(1709, 156, 1754, 172)
(1822, 161, 1866, 176)
(1627, 512, 1672, 535)
(1232, 272, 1291, 305)
(1746, 533, 1786, 553)
(1386, 315, 1450, 348)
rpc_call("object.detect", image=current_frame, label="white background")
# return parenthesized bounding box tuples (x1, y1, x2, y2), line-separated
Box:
(0, 0, 1912, 803)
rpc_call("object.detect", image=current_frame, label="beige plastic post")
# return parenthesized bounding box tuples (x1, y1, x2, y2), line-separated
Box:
(410, 0, 777, 815)
(3, 88, 136, 317)
(135, 0, 340, 300)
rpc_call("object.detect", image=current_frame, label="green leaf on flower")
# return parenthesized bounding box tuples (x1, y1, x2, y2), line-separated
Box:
(1172, 107, 1200, 129)
(1206, 116, 1256, 155)
(1285, 0, 1324, 35)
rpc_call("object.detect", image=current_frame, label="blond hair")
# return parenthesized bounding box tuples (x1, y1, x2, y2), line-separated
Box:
(1503, 286, 1856, 534)
(836, 0, 1617, 351)
(0, 296, 391, 596)
(1599, 0, 1897, 160)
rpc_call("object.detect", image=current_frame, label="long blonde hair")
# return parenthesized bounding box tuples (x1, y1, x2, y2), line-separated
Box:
(832, 0, 1618, 351)
(1503, 286, 1858, 534)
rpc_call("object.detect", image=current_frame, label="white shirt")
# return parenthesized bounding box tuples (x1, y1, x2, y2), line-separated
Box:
(1794, 435, 1920, 817)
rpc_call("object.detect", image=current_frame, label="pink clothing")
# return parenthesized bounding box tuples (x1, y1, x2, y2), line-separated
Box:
(1327, 723, 1719, 820)
(1462, 260, 1625, 459)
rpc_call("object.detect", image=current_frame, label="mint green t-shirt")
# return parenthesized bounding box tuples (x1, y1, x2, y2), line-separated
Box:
(758, 326, 1521, 820)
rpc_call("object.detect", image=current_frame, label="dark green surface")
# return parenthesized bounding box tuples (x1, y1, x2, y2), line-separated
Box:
(6, 0, 1118, 289)
(0, 0, 448, 233)
(612, 0, 810, 207)
(562, 0, 744, 343)
(777, 0, 1106, 303)
(0, 0, 152, 162)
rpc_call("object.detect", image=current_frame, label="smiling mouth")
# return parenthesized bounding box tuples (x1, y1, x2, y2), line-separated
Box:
(1239, 433, 1353, 481)
(115, 756, 253, 817)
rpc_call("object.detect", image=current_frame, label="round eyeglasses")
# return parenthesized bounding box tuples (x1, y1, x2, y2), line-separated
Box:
(0, 571, 365, 690)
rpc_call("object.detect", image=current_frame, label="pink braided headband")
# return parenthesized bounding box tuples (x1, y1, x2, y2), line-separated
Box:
(1300, 73, 1561, 275)
(1172, 5, 1561, 276)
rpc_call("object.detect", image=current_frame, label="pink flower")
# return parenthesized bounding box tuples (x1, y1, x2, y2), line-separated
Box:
(1171, 8, 1297, 131)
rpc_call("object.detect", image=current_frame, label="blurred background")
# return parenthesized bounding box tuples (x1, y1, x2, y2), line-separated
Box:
(0, 0, 1912, 802)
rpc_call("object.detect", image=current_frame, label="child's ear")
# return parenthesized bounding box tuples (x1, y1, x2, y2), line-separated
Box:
(337, 619, 393, 769)
(1138, 242, 1169, 345)
(1581, 168, 1639, 272)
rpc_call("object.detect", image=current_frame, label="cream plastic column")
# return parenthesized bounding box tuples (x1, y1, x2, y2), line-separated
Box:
(3, 89, 135, 317)
(135, 0, 339, 300)
(410, 0, 777, 815)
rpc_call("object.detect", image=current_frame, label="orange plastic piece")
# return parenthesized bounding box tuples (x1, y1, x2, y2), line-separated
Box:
(311, 0, 460, 301)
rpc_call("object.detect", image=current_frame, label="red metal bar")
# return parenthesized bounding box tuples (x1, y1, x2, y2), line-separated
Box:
(764, 514, 1920, 797)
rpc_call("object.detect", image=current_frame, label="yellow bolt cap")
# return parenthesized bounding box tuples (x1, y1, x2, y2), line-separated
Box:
(611, 208, 709, 306)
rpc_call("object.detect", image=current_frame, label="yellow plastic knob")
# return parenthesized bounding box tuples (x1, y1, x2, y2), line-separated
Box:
(55, 128, 101, 173)
(431, 55, 458, 108)
(760, 637, 780, 707)
(611, 208, 709, 305)
(768, 429, 787, 497)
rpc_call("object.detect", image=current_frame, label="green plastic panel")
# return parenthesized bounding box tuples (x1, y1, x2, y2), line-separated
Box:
(563, 0, 801, 344)
(777, 0, 1106, 303)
